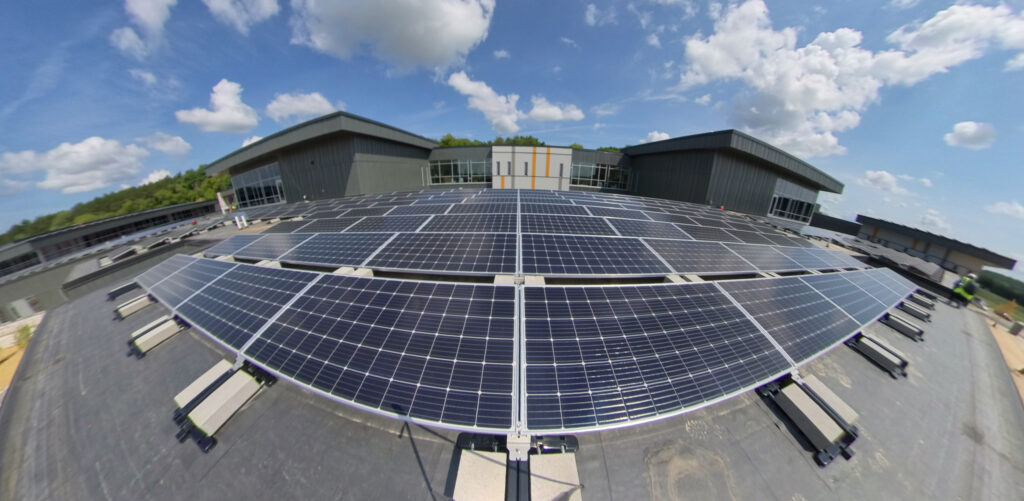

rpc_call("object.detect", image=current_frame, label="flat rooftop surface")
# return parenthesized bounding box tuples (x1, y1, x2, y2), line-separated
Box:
(1, 270, 1023, 499)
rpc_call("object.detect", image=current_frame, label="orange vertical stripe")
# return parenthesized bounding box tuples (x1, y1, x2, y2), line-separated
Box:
(531, 146, 537, 190)
(545, 147, 550, 177)
(500, 176, 505, 189)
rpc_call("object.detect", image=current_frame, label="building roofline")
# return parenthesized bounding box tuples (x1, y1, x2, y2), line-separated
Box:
(856, 214, 1017, 269)
(206, 111, 439, 176)
(621, 129, 844, 194)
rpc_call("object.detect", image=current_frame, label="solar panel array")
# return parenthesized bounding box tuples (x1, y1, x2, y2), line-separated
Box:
(219, 189, 856, 279)
(133, 190, 913, 434)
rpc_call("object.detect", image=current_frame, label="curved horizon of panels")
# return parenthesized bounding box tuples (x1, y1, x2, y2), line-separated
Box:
(134, 256, 915, 435)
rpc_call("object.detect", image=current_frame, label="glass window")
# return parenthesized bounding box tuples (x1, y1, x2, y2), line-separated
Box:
(428, 159, 492, 185)
(232, 161, 285, 208)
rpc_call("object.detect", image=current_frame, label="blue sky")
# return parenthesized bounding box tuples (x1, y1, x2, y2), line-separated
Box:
(1, 0, 1023, 266)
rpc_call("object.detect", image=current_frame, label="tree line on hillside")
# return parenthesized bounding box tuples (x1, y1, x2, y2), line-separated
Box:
(438, 134, 622, 151)
(978, 269, 1024, 305)
(0, 166, 231, 245)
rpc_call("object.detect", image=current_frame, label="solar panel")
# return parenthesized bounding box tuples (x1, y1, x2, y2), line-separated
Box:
(521, 203, 589, 216)
(723, 243, 803, 272)
(343, 207, 394, 217)
(176, 265, 316, 350)
(420, 214, 517, 233)
(675, 224, 741, 243)
(147, 257, 237, 308)
(135, 254, 196, 289)
(726, 230, 776, 245)
(870, 268, 917, 297)
(643, 239, 755, 275)
(687, 217, 733, 229)
(521, 214, 617, 236)
(759, 233, 800, 247)
(521, 234, 671, 276)
(719, 277, 861, 364)
(774, 247, 831, 269)
(297, 217, 362, 233)
(387, 204, 452, 216)
(278, 233, 394, 268)
(244, 275, 517, 430)
(203, 234, 264, 257)
(367, 233, 516, 274)
(643, 212, 697, 225)
(234, 233, 315, 261)
(263, 220, 312, 234)
(446, 203, 517, 214)
(306, 210, 348, 219)
(799, 272, 890, 324)
(585, 207, 650, 220)
(347, 216, 430, 232)
(607, 219, 691, 240)
(522, 283, 791, 431)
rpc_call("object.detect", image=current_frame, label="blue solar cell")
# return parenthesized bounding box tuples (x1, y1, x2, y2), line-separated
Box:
(521, 234, 670, 276)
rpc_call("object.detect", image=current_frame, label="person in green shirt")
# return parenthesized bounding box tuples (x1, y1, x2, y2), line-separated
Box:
(949, 273, 978, 308)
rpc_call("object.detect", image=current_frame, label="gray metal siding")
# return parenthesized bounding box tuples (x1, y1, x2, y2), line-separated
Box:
(629, 151, 713, 204)
(428, 146, 492, 161)
(707, 153, 777, 215)
(349, 153, 428, 194)
(571, 149, 628, 167)
(277, 136, 357, 201)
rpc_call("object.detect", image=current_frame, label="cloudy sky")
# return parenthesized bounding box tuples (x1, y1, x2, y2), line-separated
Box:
(1, 0, 1022, 265)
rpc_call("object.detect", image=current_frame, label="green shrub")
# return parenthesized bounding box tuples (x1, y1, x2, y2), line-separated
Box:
(15, 324, 32, 350)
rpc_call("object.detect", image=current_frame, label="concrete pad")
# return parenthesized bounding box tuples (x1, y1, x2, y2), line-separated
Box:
(531, 453, 582, 501)
(452, 450, 505, 501)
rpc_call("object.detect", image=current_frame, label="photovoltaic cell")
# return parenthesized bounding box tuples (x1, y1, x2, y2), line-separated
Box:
(176, 265, 315, 350)
(203, 234, 264, 257)
(343, 207, 394, 218)
(723, 243, 803, 271)
(688, 216, 733, 229)
(521, 214, 617, 236)
(347, 216, 430, 233)
(675, 225, 741, 243)
(387, 204, 452, 216)
(521, 204, 589, 216)
(522, 283, 791, 430)
(279, 233, 394, 268)
(447, 203, 517, 214)
(148, 258, 236, 308)
(263, 220, 312, 234)
(521, 234, 670, 276)
(367, 233, 516, 274)
(726, 230, 776, 245)
(643, 212, 697, 225)
(420, 214, 517, 233)
(294, 217, 361, 234)
(135, 254, 195, 289)
(244, 275, 517, 430)
(799, 273, 889, 324)
(719, 277, 861, 364)
(585, 207, 651, 220)
(774, 247, 831, 269)
(234, 233, 314, 261)
(643, 239, 754, 274)
(607, 219, 691, 240)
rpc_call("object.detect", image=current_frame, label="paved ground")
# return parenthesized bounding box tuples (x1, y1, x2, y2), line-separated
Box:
(0, 283, 1022, 500)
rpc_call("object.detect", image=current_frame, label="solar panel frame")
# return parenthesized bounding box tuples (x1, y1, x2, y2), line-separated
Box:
(607, 218, 692, 240)
(347, 215, 431, 233)
(521, 234, 672, 277)
(366, 232, 517, 275)
(643, 239, 757, 275)
(233, 233, 316, 261)
(520, 214, 617, 236)
(277, 233, 396, 269)
(420, 213, 517, 233)
(203, 234, 265, 258)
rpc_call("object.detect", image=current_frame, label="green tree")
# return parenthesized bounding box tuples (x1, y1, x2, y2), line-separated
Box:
(569, 142, 584, 149)
(597, 146, 621, 152)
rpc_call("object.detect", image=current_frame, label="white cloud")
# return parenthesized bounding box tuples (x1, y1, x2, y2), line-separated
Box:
(0, 137, 150, 194)
(640, 131, 671, 143)
(920, 209, 951, 232)
(585, 4, 617, 27)
(889, 0, 919, 10)
(986, 201, 1024, 221)
(1007, 53, 1024, 71)
(139, 169, 171, 186)
(289, 0, 494, 71)
(0, 178, 32, 195)
(676, 1, 1024, 158)
(527, 97, 585, 122)
(128, 68, 157, 86)
(136, 132, 191, 155)
(265, 92, 340, 123)
(560, 37, 578, 48)
(493, 49, 510, 59)
(628, 3, 652, 30)
(110, 28, 149, 59)
(592, 103, 621, 117)
(856, 170, 908, 195)
(242, 135, 263, 147)
(175, 79, 259, 132)
(203, 0, 279, 34)
(895, 173, 933, 188)
(694, 93, 711, 105)
(447, 71, 523, 134)
(654, 0, 697, 18)
(110, 0, 178, 59)
(646, 33, 661, 48)
(943, 121, 996, 149)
